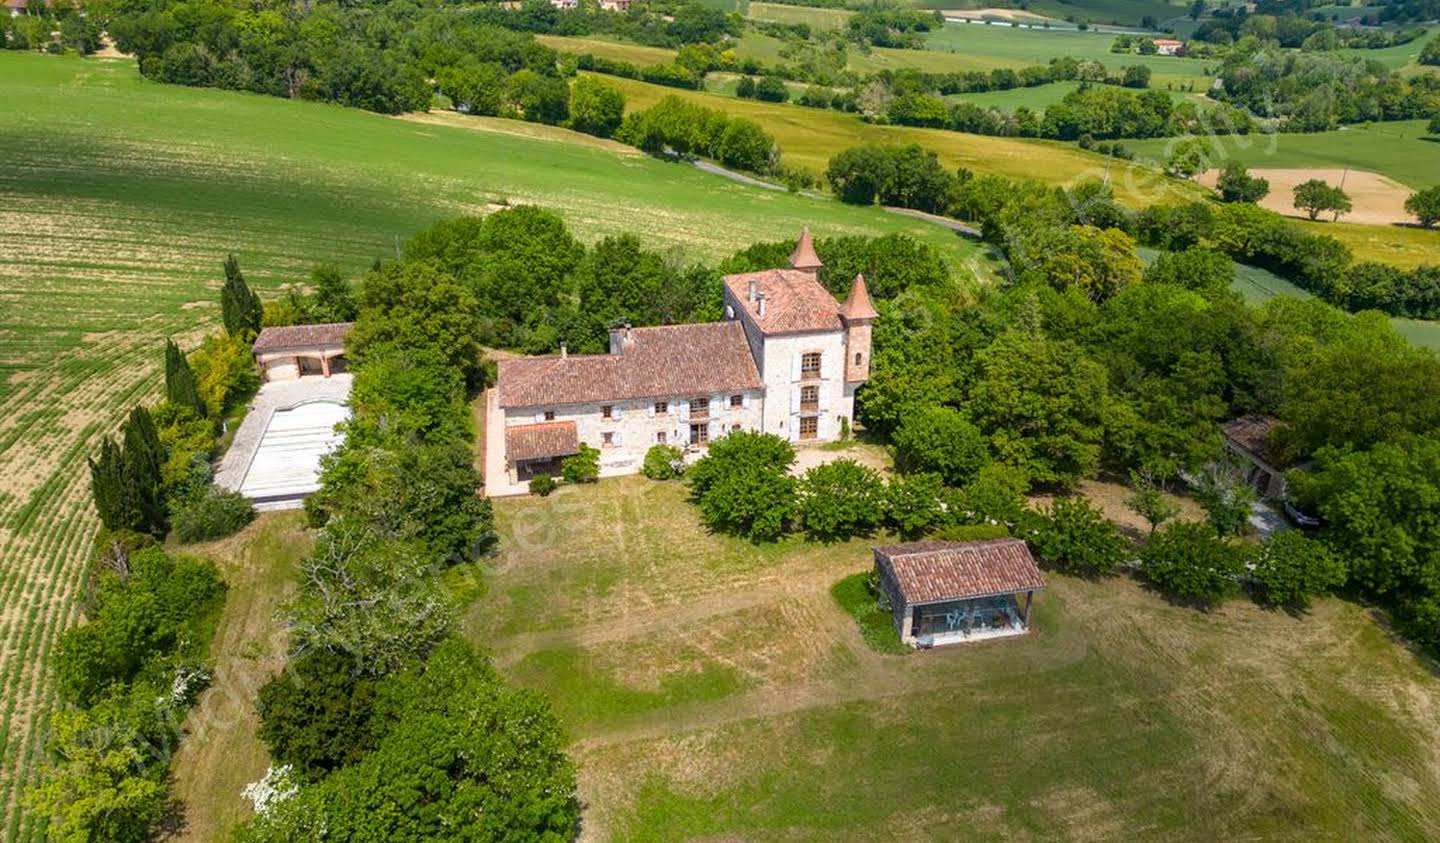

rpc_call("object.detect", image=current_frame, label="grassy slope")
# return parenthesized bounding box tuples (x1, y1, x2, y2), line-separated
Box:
(535, 33, 678, 66)
(746, 1, 854, 30)
(469, 476, 1440, 840)
(946, 78, 1207, 109)
(1127, 120, 1440, 191)
(167, 512, 309, 842)
(599, 72, 1201, 207)
(0, 51, 986, 841)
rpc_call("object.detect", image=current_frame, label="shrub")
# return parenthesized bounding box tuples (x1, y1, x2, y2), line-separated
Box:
(948, 463, 1030, 526)
(170, 485, 256, 544)
(1191, 457, 1256, 536)
(560, 443, 600, 483)
(797, 459, 886, 541)
(1250, 530, 1346, 610)
(529, 474, 557, 496)
(929, 523, 1010, 542)
(641, 444, 685, 480)
(1024, 496, 1130, 577)
(688, 431, 796, 541)
(890, 405, 990, 486)
(1141, 520, 1247, 607)
(256, 649, 380, 780)
(884, 472, 944, 539)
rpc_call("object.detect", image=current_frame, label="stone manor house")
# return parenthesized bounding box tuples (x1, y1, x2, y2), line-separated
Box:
(492, 228, 878, 485)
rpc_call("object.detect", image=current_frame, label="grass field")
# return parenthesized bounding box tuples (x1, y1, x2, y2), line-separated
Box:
(535, 33, 678, 66)
(1294, 218, 1440, 270)
(922, 21, 1214, 89)
(167, 512, 309, 841)
(600, 72, 1203, 207)
(1127, 121, 1440, 190)
(746, 1, 854, 30)
(467, 475, 1440, 840)
(946, 79, 1207, 110)
(0, 51, 992, 841)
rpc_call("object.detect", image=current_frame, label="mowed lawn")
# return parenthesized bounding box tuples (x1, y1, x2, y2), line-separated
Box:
(599, 73, 1204, 207)
(467, 476, 1440, 841)
(0, 51, 985, 841)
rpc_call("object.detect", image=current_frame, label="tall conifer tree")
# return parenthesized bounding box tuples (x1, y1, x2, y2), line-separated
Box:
(164, 339, 205, 417)
(220, 254, 263, 338)
(88, 436, 142, 533)
(122, 406, 168, 536)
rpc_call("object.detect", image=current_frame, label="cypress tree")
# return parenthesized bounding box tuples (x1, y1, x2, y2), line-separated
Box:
(164, 339, 205, 417)
(88, 436, 142, 532)
(122, 406, 168, 536)
(220, 254, 263, 338)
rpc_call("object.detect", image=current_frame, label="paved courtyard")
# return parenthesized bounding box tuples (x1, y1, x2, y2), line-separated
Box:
(215, 375, 352, 510)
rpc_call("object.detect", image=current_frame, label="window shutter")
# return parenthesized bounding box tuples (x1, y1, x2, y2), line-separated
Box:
(817, 414, 830, 440)
(534, 412, 544, 423)
(713, 393, 723, 412)
(790, 389, 800, 413)
(614, 431, 622, 447)
(821, 352, 833, 380)
(742, 393, 750, 410)
(614, 405, 623, 420)
(791, 354, 801, 382)
(678, 399, 689, 421)
(789, 413, 800, 442)
(647, 402, 655, 418)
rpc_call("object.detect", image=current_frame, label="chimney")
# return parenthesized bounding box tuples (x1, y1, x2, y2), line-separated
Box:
(748, 279, 757, 302)
(559, 342, 568, 359)
(608, 323, 633, 355)
(757, 293, 766, 318)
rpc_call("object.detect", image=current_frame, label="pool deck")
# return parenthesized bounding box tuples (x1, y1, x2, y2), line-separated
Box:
(215, 374, 352, 510)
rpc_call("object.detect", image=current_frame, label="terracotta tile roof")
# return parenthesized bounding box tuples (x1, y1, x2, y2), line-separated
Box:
(252, 322, 353, 352)
(1222, 415, 1278, 465)
(874, 539, 1046, 605)
(497, 322, 762, 408)
(788, 227, 823, 270)
(504, 421, 579, 462)
(839, 273, 878, 321)
(724, 269, 842, 335)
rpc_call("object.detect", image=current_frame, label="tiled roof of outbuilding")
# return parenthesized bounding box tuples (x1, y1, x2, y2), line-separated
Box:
(874, 539, 1046, 605)
(1222, 415, 1279, 465)
(504, 421, 579, 462)
(252, 322, 353, 352)
(496, 322, 762, 408)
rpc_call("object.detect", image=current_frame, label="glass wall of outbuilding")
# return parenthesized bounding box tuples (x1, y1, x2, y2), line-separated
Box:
(911, 595, 1021, 638)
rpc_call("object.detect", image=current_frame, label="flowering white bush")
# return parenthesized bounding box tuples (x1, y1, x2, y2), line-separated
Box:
(242, 764, 299, 816)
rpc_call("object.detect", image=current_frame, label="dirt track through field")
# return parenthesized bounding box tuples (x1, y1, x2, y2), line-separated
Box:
(1199, 167, 1419, 226)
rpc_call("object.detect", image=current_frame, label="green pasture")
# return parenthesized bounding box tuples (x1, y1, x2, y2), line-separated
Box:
(746, 1, 854, 30)
(469, 476, 1440, 840)
(1341, 30, 1440, 71)
(535, 33, 678, 66)
(1126, 120, 1440, 190)
(946, 79, 1207, 110)
(923, 20, 1214, 88)
(601, 73, 1201, 207)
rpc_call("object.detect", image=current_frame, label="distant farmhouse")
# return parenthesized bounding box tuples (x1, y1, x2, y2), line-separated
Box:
(1152, 38, 1185, 56)
(490, 229, 877, 489)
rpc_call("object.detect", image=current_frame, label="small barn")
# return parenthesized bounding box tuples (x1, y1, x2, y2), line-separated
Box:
(251, 322, 353, 382)
(1222, 415, 1287, 499)
(873, 539, 1045, 648)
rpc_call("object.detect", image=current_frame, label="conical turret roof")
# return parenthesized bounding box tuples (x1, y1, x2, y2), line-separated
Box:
(788, 227, 822, 271)
(839, 273, 878, 321)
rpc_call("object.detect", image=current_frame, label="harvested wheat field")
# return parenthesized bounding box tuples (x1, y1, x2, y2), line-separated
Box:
(1199, 167, 1420, 226)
